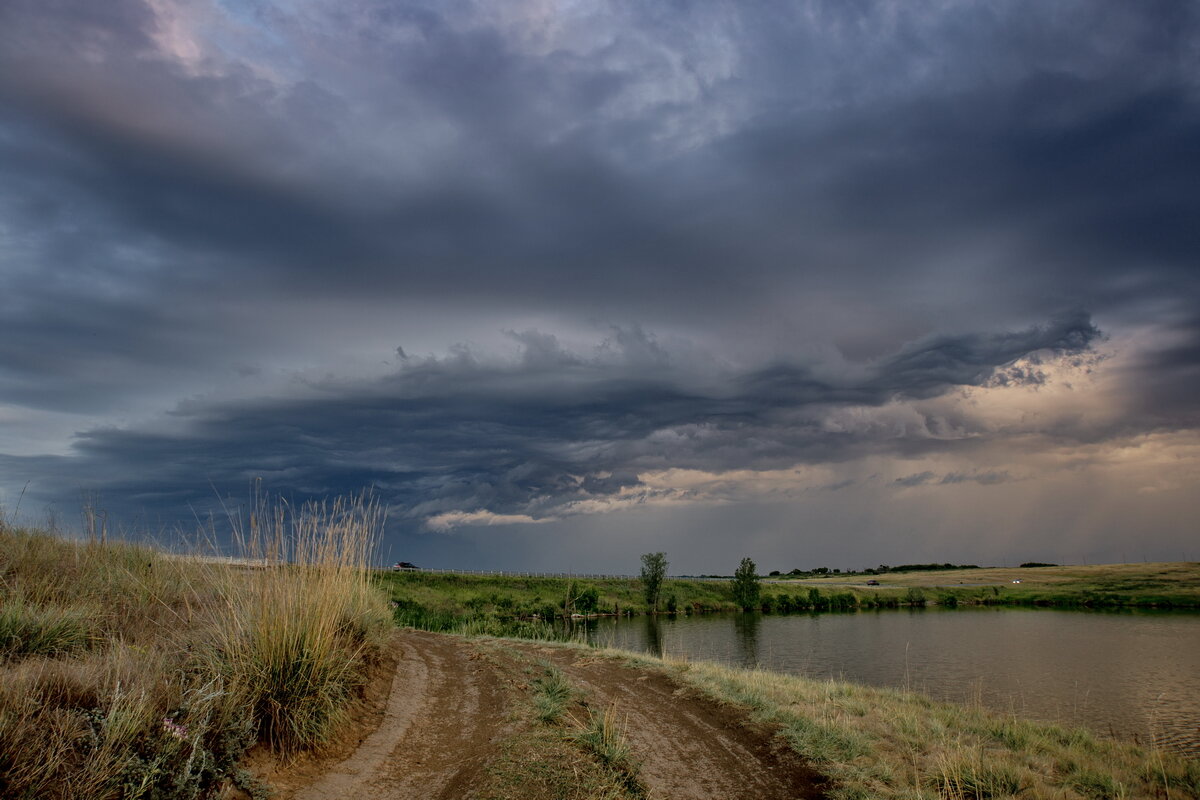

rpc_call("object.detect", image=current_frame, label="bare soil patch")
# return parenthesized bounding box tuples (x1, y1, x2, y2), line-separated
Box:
(515, 643, 826, 800)
(265, 629, 510, 800)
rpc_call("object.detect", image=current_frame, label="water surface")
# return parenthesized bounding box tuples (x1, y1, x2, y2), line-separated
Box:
(573, 607, 1200, 756)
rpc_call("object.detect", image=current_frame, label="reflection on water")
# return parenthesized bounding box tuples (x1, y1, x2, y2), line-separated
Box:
(732, 612, 760, 666)
(643, 614, 664, 658)
(580, 607, 1200, 757)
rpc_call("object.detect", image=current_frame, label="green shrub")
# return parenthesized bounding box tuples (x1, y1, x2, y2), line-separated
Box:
(576, 587, 600, 615)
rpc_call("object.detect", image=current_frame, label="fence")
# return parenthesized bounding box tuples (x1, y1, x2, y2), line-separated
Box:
(384, 566, 729, 581)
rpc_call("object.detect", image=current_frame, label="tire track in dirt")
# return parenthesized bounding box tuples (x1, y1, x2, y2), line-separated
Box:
(524, 645, 826, 800)
(290, 630, 509, 800)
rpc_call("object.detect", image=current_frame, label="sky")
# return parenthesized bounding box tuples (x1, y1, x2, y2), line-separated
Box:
(1, 0, 1198, 573)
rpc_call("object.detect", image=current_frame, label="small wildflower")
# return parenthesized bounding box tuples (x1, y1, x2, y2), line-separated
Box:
(162, 717, 188, 740)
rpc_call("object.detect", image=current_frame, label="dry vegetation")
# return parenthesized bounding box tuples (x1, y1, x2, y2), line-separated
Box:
(0, 496, 392, 800)
(586, 646, 1200, 800)
(791, 562, 1200, 608)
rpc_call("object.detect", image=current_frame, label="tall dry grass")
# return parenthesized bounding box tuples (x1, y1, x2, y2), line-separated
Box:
(0, 493, 392, 799)
(214, 494, 392, 753)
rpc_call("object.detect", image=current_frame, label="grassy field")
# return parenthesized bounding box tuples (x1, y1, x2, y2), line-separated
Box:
(378, 570, 746, 622)
(379, 561, 1200, 628)
(0, 498, 393, 800)
(784, 562, 1200, 608)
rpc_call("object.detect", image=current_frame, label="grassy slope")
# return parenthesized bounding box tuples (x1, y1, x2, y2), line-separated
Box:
(500, 637, 1199, 800)
(0, 505, 392, 800)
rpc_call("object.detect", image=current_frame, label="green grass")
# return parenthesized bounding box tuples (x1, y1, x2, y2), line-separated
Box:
(379, 569, 742, 619)
(381, 562, 1200, 626)
(530, 662, 574, 723)
(0, 496, 392, 799)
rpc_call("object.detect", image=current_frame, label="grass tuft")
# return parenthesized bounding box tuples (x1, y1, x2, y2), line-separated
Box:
(1067, 767, 1130, 799)
(569, 703, 644, 795)
(930, 756, 1024, 799)
(530, 664, 573, 724)
(0, 600, 95, 659)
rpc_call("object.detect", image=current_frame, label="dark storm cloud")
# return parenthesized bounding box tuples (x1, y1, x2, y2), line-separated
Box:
(1, 0, 1198, 560)
(2, 315, 1100, 529)
(1, 0, 1197, 342)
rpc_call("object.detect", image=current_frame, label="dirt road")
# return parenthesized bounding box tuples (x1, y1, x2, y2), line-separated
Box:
(521, 644, 825, 800)
(275, 630, 825, 800)
(290, 629, 510, 800)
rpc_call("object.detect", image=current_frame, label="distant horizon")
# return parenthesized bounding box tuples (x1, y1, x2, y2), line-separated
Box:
(7, 510, 1194, 580)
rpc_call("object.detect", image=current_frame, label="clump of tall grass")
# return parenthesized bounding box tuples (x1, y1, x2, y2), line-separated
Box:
(0, 492, 393, 798)
(0, 599, 95, 659)
(212, 493, 392, 753)
(569, 703, 644, 796)
(531, 663, 574, 723)
(930, 755, 1025, 799)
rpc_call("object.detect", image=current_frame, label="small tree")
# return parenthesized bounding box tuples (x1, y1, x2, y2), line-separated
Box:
(640, 552, 668, 613)
(731, 557, 761, 611)
(575, 586, 600, 615)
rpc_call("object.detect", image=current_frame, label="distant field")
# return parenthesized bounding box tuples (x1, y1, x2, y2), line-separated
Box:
(779, 561, 1200, 607)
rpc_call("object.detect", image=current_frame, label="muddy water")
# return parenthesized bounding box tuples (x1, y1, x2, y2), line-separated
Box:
(576, 607, 1200, 757)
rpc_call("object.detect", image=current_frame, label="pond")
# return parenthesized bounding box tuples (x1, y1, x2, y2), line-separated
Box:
(572, 606, 1200, 757)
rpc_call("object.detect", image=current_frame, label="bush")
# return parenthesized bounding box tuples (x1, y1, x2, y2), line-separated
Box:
(808, 588, 827, 610)
(830, 592, 857, 611)
(575, 587, 600, 615)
